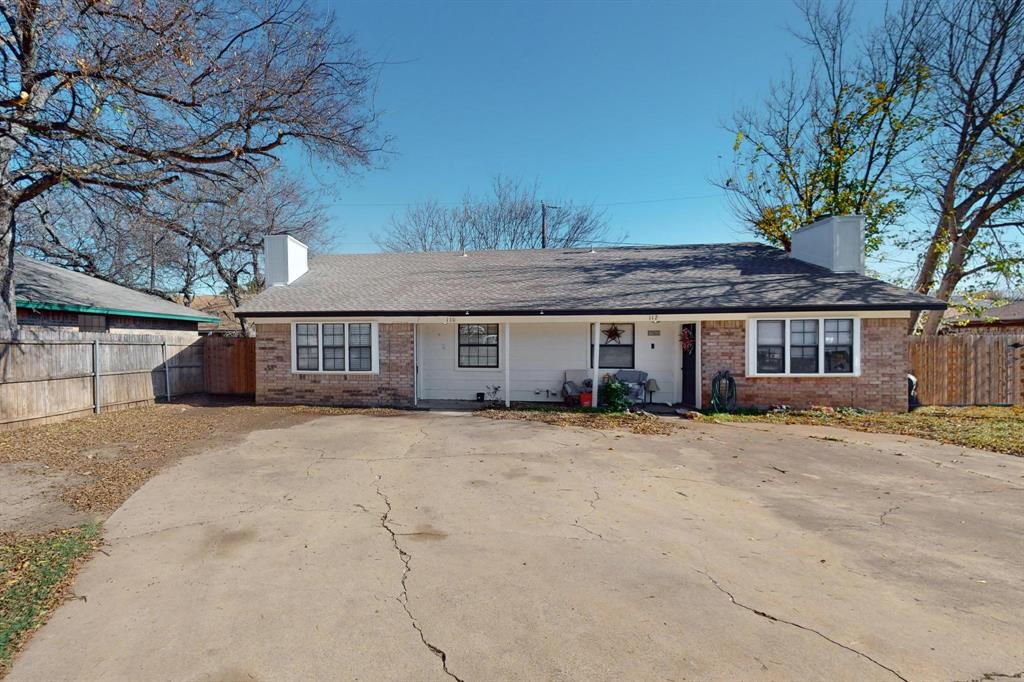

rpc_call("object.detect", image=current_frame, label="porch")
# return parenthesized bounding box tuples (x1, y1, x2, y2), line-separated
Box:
(413, 320, 701, 409)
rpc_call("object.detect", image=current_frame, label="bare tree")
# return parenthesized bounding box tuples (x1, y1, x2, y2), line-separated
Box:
(375, 176, 613, 252)
(907, 0, 1024, 334)
(0, 0, 381, 336)
(20, 170, 327, 333)
(719, 0, 932, 254)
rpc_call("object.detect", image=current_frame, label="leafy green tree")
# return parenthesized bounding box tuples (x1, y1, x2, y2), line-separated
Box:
(719, 0, 931, 256)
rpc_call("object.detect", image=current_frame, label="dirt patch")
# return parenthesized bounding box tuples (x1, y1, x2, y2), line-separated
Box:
(0, 464, 97, 534)
(478, 407, 679, 436)
(0, 399, 404, 533)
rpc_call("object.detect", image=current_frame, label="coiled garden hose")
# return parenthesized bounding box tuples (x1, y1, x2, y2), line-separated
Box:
(710, 370, 737, 412)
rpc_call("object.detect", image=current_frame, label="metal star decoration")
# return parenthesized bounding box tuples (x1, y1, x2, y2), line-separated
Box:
(603, 324, 625, 344)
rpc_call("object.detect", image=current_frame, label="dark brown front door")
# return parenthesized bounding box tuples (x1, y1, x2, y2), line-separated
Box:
(680, 323, 697, 407)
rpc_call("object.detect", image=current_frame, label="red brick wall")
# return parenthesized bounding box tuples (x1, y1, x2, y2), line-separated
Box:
(700, 318, 909, 412)
(254, 322, 415, 407)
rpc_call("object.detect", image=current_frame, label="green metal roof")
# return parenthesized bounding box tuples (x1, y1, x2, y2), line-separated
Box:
(15, 256, 221, 324)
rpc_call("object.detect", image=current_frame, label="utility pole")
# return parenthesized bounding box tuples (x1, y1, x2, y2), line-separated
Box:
(541, 201, 558, 249)
(541, 201, 548, 249)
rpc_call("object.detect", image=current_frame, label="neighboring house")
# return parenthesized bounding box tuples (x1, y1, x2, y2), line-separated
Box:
(15, 256, 219, 336)
(180, 295, 245, 335)
(942, 299, 1024, 335)
(236, 218, 944, 412)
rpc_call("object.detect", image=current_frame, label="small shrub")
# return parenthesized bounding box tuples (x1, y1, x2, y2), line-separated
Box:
(599, 378, 631, 412)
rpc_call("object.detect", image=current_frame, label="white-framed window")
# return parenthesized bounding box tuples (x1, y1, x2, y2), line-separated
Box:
(747, 317, 860, 376)
(291, 322, 379, 374)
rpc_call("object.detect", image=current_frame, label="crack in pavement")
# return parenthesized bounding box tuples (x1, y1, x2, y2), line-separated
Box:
(879, 505, 901, 526)
(572, 487, 604, 540)
(375, 479, 465, 682)
(957, 672, 1024, 682)
(694, 568, 908, 682)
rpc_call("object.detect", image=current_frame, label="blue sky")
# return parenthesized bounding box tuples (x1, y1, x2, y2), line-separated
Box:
(295, 0, 872, 252)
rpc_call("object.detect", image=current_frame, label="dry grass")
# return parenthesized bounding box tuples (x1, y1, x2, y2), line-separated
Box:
(709, 405, 1024, 456)
(478, 407, 679, 436)
(0, 524, 102, 676)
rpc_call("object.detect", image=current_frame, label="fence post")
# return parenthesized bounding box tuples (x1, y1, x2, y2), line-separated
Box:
(162, 340, 172, 402)
(93, 339, 101, 414)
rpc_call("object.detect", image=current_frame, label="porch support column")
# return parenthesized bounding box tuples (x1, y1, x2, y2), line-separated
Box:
(592, 321, 600, 408)
(504, 321, 511, 407)
(412, 323, 418, 407)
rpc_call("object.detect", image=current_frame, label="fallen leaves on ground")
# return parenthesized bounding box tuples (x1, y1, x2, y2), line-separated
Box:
(709, 405, 1024, 456)
(478, 407, 679, 435)
(0, 401, 321, 514)
(0, 524, 101, 675)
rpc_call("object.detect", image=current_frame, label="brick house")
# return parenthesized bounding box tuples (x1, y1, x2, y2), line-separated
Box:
(15, 256, 219, 337)
(237, 218, 944, 412)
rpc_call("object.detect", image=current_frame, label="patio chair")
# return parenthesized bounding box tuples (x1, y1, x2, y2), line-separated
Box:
(614, 370, 648, 405)
(562, 369, 593, 406)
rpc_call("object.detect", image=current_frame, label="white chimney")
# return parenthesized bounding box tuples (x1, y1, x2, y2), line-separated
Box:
(264, 234, 308, 287)
(790, 215, 865, 274)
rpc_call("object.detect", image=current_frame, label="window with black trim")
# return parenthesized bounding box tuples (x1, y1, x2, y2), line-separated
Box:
(824, 319, 854, 373)
(295, 323, 319, 371)
(458, 324, 499, 368)
(322, 323, 345, 371)
(756, 320, 785, 374)
(348, 323, 373, 371)
(789, 319, 819, 373)
(591, 323, 635, 369)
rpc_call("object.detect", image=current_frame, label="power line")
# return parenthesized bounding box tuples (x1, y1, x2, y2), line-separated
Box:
(333, 192, 725, 209)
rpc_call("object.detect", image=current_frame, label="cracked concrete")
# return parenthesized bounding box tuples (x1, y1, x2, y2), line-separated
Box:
(376, 480, 464, 682)
(694, 568, 908, 681)
(7, 411, 1023, 681)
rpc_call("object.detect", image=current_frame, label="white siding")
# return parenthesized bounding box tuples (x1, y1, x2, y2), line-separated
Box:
(417, 321, 681, 404)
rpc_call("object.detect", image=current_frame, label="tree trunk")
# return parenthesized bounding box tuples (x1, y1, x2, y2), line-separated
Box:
(0, 200, 17, 339)
(908, 213, 954, 333)
(921, 235, 972, 335)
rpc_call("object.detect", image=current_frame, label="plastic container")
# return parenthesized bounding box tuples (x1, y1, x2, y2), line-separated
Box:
(580, 391, 593, 407)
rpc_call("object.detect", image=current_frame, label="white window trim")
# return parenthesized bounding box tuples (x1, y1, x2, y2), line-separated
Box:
(453, 323, 502, 372)
(290, 321, 380, 375)
(746, 317, 860, 377)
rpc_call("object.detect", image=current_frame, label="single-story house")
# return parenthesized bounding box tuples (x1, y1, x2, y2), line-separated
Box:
(176, 294, 245, 335)
(942, 298, 1024, 335)
(236, 217, 945, 412)
(15, 256, 219, 336)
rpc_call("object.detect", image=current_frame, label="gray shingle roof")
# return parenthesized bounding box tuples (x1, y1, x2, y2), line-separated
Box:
(236, 242, 944, 316)
(15, 256, 220, 323)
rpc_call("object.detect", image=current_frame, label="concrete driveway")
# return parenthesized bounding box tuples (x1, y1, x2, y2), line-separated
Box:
(8, 411, 1023, 681)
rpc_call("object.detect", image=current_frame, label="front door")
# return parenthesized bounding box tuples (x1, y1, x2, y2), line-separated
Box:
(680, 323, 697, 407)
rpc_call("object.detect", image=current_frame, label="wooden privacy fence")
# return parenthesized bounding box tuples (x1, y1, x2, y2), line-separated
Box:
(909, 334, 1024, 406)
(204, 336, 256, 395)
(0, 331, 204, 430)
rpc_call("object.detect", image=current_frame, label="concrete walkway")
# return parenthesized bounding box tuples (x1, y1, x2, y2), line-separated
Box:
(9, 412, 1024, 681)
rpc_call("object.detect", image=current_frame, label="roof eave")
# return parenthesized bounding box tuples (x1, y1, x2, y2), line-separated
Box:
(17, 299, 221, 324)
(237, 301, 947, 318)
